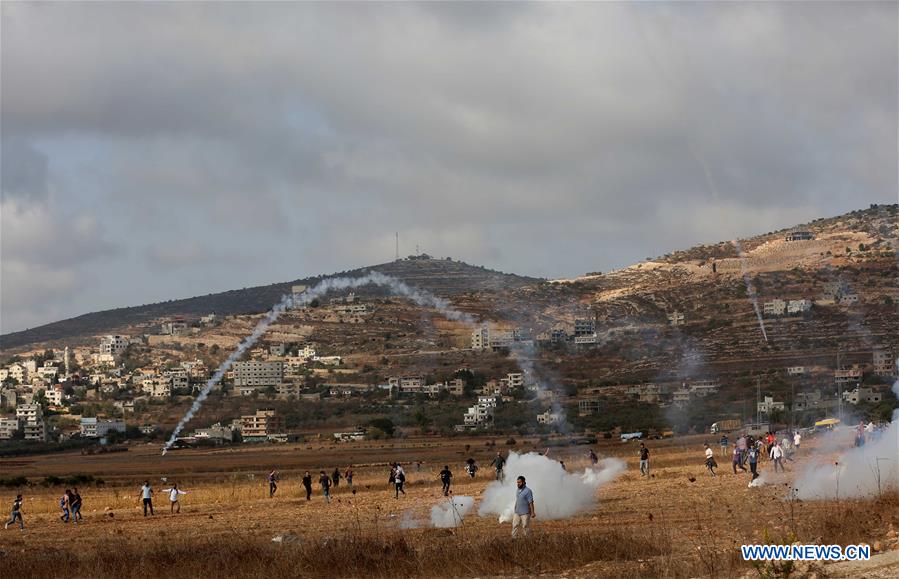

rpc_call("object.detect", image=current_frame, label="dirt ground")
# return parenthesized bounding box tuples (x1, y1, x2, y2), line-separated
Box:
(1, 433, 897, 578)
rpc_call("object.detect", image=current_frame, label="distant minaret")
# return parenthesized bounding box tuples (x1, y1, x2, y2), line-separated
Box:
(64, 346, 70, 378)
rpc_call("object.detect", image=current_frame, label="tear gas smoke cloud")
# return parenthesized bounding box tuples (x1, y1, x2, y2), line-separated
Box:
(477, 452, 625, 522)
(430, 496, 475, 528)
(163, 272, 474, 453)
(732, 239, 768, 343)
(508, 341, 569, 430)
(794, 361, 899, 499)
(399, 510, 424, 529)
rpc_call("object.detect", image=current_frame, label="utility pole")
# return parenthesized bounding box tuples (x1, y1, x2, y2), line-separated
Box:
(395, 232, 399, 261)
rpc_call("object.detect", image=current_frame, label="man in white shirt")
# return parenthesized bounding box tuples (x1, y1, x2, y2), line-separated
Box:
(770, 444, 785, 473)
(140, 481, 154, 516)
(793, 432, 801, 449)
(160, 483, 187, 514)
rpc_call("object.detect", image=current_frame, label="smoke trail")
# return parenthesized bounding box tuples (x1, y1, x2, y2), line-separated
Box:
(732, 239, 768, 343)
(162, 272, 475, 454)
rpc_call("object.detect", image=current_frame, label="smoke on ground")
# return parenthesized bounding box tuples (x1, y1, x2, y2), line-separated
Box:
(794, 365, 899, 499)
(163, 272, 474, 453)
(430, 496, 474, 528)
(477, 452, 625, 523)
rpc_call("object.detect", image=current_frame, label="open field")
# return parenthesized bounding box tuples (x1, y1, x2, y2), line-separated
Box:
(2, 433, 898, 578)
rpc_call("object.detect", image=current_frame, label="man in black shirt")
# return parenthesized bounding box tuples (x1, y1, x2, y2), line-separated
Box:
(639, 443, 650, 477)
(302, 472, 313, 501)
(439, 465, 453, 496)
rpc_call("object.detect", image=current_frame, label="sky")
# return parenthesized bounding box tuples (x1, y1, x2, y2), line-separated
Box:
(1, 2, 896, 334)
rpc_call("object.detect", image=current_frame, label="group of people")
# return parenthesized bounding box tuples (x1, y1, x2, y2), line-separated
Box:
(272, 467, 355, 502)
(140, 481, 188, 515)
(706, 430, 801, 479)
(59, 488, 83, 523)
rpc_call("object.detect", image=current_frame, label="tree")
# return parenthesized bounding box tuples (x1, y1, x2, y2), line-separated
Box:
(368, 417, 395, 437)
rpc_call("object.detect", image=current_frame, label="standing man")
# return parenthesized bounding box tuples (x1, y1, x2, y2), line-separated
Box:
(770, 442, 786, 473)
(588, 449, 598, 465)
(394, 463, 406, 498)
(161, 483, 187, 514)
(319, 471, 332, 503)
(638, 443, 650, 477)
(490, 452, 506, 480)
(268, 470, 278, 498)
(719, 434, 729, 457)
(331, 467, 342, 491)
(141, 481, 154, 516)
(511, 476, 535, 538)
(302, 471, 313, 501)
(4, 494, 24, 531)
(793, 431, 801, 451)
(60, 490, 71, 522)
(439, 465, 453, 496)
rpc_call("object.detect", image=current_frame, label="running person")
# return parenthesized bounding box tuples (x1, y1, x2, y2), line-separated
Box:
(319, 471, 332, 503)
(490, 452, 506, 480)
(268, 470, 278, 498)
(439, 465, 453, 496)
(71, 488, 83, 523)
(704, 444, 717, 477)
(4, 494, 24, 531)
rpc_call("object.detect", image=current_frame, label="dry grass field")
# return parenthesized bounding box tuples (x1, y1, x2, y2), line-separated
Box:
(2, 433, 897, 578)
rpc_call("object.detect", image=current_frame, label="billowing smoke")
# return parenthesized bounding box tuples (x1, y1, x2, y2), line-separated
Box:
(399, 510, 424, 529)
(794, 361, 899, 499)
(732, 239, 768, 343)
(430, 496, 475, 528)
(508, 341, 569, 430)
(163, 272, 474, 454)
(477, 452, 625, 522)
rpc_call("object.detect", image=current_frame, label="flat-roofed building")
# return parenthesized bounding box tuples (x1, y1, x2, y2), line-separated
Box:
(233, 361, 283, 387)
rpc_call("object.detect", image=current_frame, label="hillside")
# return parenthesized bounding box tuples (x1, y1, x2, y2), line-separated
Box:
(0, 257, 539, 352)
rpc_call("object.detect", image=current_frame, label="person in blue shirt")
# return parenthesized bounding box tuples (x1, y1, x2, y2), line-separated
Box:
(512, 476, 535, 538)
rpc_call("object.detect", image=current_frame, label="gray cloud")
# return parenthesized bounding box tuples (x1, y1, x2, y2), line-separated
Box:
(0, 1, 895, 332)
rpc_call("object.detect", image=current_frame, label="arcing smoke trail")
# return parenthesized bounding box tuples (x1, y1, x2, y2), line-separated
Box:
(732, 239, 768, 343)
(162, 272, 474, 454)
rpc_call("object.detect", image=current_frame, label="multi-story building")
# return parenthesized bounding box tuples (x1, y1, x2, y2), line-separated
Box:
(160, 320, 189, 336)
(388, 376, 424, 396)
(688, 379, 720, 397)
(574, 318, 596, 337)
(786, 366, 807, 376)
(873, 350, 896, 377)
(240, 409, 285, 441)
(0, 417, 21, 439)
(763, 300, 786, 317)
(578, 399, 603, 416)
(193, 423, 234, 443)
(80, 417, 126, 438)
(7, 364, 27, 383)
(839, 293, 860, 306)
(45, 387, 64, 406)
(843, 387, 882, 405)
(233, 361, 283, 387)
(667, 312, 685, 326)
(785, 231, 814, 242)
(786, 299, 813, 315)
(142, 376, 172, 398)
(99, 335, 130, 358)
(757, 396, 785, 414)
(23, 420, 47, 442)
(834, 365, 862, 386)
(536, 410, 562, 425)
(15, 403, 42, 424)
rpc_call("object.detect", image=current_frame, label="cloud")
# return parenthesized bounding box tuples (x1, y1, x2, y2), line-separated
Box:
(0, 1, 895, 332)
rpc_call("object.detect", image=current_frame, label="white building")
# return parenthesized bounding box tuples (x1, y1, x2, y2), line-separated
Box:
(786, 299, 812, 314)
(667, 312, 685, 326)
(45, 387, 64, 406)
(843, 387, 882, 405)
(80, 417, 126, 438)
(7, 364, 27, 383)
(142, 376, 172, 398)
(834, 365, 862, 386)
(233, 361, 283, 387)
(0, 417, 20, 439)
(100, 335, 130, 358)
(536, 410, 563, 425)
(389, 376, 424, 396)
(757, 396, 785, 414)
(786, 366, 807, 376)
(763, 300, 786, 316)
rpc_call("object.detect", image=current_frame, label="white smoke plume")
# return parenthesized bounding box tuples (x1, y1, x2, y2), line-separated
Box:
(794, 361, 899, 499)
(430, 496, 475, 528)
(477, 452, 625, 522)
(399, 510, 424, 529)
(732, 239, 768, 343)
(163, 272, 475, 454)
